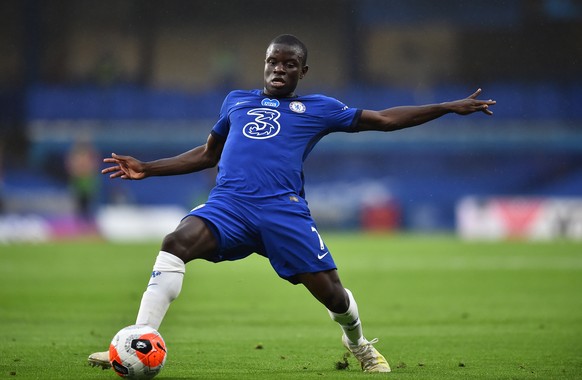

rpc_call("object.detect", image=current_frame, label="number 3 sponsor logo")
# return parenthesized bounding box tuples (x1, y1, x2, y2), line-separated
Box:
(243, 108, 281, 139)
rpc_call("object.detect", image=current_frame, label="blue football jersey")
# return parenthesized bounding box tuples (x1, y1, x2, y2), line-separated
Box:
(210, 89, 362, 198)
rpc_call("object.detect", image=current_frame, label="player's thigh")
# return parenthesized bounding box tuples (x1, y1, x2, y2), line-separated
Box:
(161, 215, 218, 263)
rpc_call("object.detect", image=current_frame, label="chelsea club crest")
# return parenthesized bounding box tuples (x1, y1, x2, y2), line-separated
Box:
(289, 101, 306, 114)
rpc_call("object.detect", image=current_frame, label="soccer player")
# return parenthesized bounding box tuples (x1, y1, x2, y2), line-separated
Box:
(89, 34, 495, 373)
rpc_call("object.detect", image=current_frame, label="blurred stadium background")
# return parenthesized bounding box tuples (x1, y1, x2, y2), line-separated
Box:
(1, 0, 581, 242)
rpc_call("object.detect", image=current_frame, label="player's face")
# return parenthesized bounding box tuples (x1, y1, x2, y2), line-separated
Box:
(263, 43, 308, 97)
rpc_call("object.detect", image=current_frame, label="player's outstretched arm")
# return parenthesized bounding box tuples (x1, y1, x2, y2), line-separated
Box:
(102, 133, 225, 180)
(357, 88, 496, 132)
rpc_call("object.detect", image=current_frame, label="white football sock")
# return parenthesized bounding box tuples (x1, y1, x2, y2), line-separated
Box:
(135, 251, 185, 330)
(328, 288, 365, 346)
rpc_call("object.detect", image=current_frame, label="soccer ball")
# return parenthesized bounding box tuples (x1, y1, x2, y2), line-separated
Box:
(109, 325, 167, 379)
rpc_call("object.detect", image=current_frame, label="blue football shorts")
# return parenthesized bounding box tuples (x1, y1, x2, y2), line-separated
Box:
(186, 192, 337, 284)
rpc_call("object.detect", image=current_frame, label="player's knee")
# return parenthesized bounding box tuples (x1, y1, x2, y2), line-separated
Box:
(161, 230, 189, 260)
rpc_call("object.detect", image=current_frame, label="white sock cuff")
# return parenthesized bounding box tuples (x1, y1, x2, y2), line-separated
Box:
(153, 251, 186, 273)
(345, 288, 357, 313)
(328, 288, 358, 320)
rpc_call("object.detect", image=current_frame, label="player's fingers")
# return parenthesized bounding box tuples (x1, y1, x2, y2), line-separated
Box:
(111, 152, 130, 160)
(468, 88, 482, 99)
(101, 166, 118, 174)
(108, 170, 126, 178)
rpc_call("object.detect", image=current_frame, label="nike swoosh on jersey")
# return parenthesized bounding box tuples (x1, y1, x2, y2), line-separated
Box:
(235, 100, 250, 105)
(317, 252, 329, 260)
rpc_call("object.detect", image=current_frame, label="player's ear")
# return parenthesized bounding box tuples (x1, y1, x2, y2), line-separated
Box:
(300, 65, 309, 79)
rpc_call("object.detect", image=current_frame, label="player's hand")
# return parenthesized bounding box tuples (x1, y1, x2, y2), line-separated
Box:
(102, 153, 147, 180)
(447, 88, 496, 116)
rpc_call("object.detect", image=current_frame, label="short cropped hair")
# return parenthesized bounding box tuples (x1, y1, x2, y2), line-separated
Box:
(269, 34, 308, 66)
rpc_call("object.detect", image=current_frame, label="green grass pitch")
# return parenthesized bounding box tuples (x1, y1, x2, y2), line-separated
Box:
(1, 233, 581, 379)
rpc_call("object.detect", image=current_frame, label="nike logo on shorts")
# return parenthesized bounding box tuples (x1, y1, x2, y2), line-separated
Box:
(317, 251, 329, 260)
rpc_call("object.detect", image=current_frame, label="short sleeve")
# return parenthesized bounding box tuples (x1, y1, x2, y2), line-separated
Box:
(320, 96, 362, 133)
(211, 93, 233, 138)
